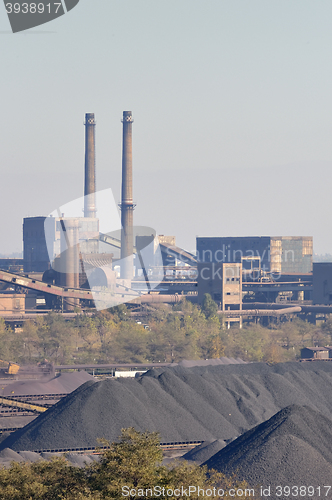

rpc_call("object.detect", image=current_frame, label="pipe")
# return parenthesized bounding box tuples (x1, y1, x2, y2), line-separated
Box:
(120, 111, 135, 280)
(84, 113, 96, 218)
(242, 302, 332, 314)
(242, 302, 302, 310)
(132, 294, 183, 304)
(219, 307, 302, 317)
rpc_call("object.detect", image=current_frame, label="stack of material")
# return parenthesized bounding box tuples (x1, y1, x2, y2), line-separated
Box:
(182, 439, 226, 464)
(2, 371, 95, 397)
(1, 362, 332, 452)
(204, 405, 332, 489)
(0, 371, 96, 431)
(0, 447, 97, 468)
(176, 358, 247, 368)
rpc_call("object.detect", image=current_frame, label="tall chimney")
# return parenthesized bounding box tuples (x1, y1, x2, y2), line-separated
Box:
(120, 111, 134, 280)
(84, 113, 96, 218)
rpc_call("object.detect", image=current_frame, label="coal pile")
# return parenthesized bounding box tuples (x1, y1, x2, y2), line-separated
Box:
(0, 371, 97, 432)
(0, 447, 98, 468)
(0, 447, 23, 464)
(176, 358, 247, 368)
(1, 362, 332, 452)
(204, 405, 332, 490)
(2, 370, 95, 397)
(182, 439, 226, 464)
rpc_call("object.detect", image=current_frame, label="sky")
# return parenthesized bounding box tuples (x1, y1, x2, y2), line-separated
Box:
(1, 1, 332, 255)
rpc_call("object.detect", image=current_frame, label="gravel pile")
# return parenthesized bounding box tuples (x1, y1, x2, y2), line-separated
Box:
(182, 439, 226, 464)
(203, 405, 332, 490)
(176, 358, 247, 368)
(0, 448, 98, 468)
(63, 452, 96, 467)
(0, 448, 23, 462)
(1, 362, 332, 452)
(2, 371, 95, 397)
(0, 371, 97, 432)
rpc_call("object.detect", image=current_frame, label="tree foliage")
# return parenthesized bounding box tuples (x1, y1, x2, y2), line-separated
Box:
(0, 428, 250, 500)
(201, 293, 218, 319)
(0, 457, 94, 500)
(0, 298, 330, 366)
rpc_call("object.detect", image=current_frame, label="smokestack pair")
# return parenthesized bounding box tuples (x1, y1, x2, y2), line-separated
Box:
(84, 111, 134, 281)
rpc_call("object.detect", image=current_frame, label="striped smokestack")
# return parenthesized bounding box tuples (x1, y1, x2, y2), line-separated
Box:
(120, 111, 135, 280)
(84, 113, 96, 218)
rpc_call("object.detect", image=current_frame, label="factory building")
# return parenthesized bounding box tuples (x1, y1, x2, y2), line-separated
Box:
(0, 292, 25, 315)
(312, 262, 332, 305)
(135, 235, 177, 271)
(0, 259, 23, 273)
(197, 261, 242, 310)
(300, 346, 331, 360)
(6, 109, 321, 317)
(158, 236, 177, 267)
(197, 236, 313, 275)
(23, 217, 50, 272)
(23, 216, 99, 273)
(21, 111, 133, 310)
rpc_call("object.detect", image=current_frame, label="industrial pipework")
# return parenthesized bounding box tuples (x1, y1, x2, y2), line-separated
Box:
(84, 113, 96, 219)
(120, 111, 135, 280)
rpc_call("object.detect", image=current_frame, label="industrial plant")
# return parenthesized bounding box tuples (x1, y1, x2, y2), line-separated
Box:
(0, 111, 331, 328)
(1, 113, 332, 487)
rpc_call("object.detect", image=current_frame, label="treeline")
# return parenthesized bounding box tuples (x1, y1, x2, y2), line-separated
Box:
(1, 296, 332, 366)
(0, 428, 250, 499)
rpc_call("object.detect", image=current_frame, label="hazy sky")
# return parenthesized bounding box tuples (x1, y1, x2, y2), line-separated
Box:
(1, 1, 332, 255)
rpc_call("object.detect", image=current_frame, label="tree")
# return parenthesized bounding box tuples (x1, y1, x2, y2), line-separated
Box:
(89, 428, 250, 499)
(263, 342, 283, 364)
(89, 428, 165, 497)
(223, 324, 270, 362)
(0, 428, 251, 500)
(0, 457, 94, 500)
(201, 293, 218, 319)
(108, 304, 129, 322)
(0, 319, 24, 363)
(207, 334, 226, 358)
(21, 320, 39, 363)
(110, 322, 150, 363)
(36, 313, 75, 364)
(74, 315, 101, 363)
(320, 315, 332, 345)
(152, 314, 186, 362)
